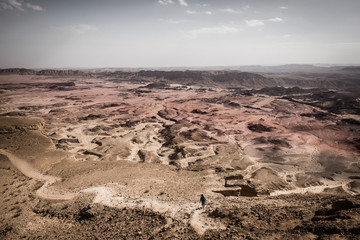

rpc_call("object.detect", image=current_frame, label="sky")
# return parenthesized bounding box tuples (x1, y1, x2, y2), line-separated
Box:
(0, 0, 360, 68)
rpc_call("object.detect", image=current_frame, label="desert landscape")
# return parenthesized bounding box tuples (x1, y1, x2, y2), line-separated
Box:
(0, 66, 359, 239)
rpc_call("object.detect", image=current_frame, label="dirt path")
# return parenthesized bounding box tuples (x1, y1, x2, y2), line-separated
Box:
(0, 149, 225, 235)
(0, 149, 75, 200)
(81, 184, 225, 235)
(190, 208, 226, 235)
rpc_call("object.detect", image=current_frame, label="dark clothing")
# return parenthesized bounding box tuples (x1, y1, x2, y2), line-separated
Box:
(200, 195, 206, 208)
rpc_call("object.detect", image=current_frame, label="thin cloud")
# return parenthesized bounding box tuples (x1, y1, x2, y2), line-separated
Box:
(186, 10, 212, 15)
(268, 17, 283, 22)
(65, 24, 98, 34)
(245, 18, 283, 28)
(245, 19, 264, 27)
(158, 0, 188, 7)
(187, 25, 239, 38)
(26, 2, 43, 11)
(0, 2, 12, 10)
(158, 0, 174, 5)
(158, 18, 186, 24)
(220, 8, 241, 14)
(186, 10, 198, 14)
(178, 0, 188, 7)
(0, 0, 43, 11)
(0, 0, 24, 11)
(280, 6, 288, 10)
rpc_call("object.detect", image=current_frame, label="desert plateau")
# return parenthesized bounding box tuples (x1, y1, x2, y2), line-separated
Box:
(0, 66, 359, 239)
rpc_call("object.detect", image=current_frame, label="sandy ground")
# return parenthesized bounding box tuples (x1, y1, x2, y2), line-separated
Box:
(0, 74, 359, 239)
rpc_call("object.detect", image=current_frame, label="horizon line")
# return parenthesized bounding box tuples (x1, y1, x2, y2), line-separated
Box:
(1, 63, 360, 70)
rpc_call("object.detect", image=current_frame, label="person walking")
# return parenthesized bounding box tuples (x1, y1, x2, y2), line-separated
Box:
(200, 194, 206, 209)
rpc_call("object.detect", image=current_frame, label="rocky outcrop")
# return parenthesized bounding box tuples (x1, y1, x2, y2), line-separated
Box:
(0, 68, 87, 76)
(247, 123, 274, 133)
(136, 70, 275, 88)
(0, 117, 44, 134)
(137, 150, 161, 163)
(0, 68, 36, 75)
(37, 69, 86, 76)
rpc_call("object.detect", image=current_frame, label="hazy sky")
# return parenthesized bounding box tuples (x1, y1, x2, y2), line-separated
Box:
(0, 0, 360, 68)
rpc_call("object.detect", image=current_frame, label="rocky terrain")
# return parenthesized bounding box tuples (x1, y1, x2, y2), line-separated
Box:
(0, 67, 359, 239)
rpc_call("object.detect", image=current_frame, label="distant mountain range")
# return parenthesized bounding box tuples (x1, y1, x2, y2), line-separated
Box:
(1, 66, 359, 90)
(0, 68, 86, 76)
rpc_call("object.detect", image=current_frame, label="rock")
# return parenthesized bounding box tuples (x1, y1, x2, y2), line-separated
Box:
(132, 136, 143, 144)
(225, 175, 244, 187)
(83, 150, 102, 158)
(58, 138, 80, 144)
(137, 150, 161, 163)
(248, 123, 274, 133)
(79, 114, 105, 121)
(331, 199, 356, 213)
(191, 109, 207, 114)
(0, 68, 36, 75)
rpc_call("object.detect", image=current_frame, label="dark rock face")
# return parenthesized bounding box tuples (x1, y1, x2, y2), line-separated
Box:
(247, 123, 273, 133)
(211, 71, 270, 88)
(48, 82, 76, 88)
(137, 150, 161, 163)
(58, 138, 80, 144)
(191, 109, 208, 114)
(83, 150, 102, 158)
(252, 86, 310, 96)
(213, 185, 258, 197)
(341, 118, 360, 125)
(143, 82, 169, 89)
(300, 111, 332, 120)
(213, 189, 242, 197)
(76, 206, 95, 221)
(0, 68, 87, 76)
(137, 70, 273, 88)
(224, 175, 245, 188)
(235, 87, 360, 115)
(79, 114, 105, 121)
(138, 70, 205, 80)
(330, 199, 357, 212)
(283, 91, 360, 115)
(313, 199, 358, 218)
(239, 185, 258, 197)
(0, 68, 36, 75)
(37, 69, 86, 76)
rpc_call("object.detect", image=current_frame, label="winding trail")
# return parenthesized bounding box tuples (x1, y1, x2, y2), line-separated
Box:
(190, 208, 226, 235)
(82, 184, 225, 235)
(0, 149, 75, 200)
(0, 149, 223, 235)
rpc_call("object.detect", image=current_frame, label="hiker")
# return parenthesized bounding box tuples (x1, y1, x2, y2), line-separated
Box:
(200, 194, 206, 209)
